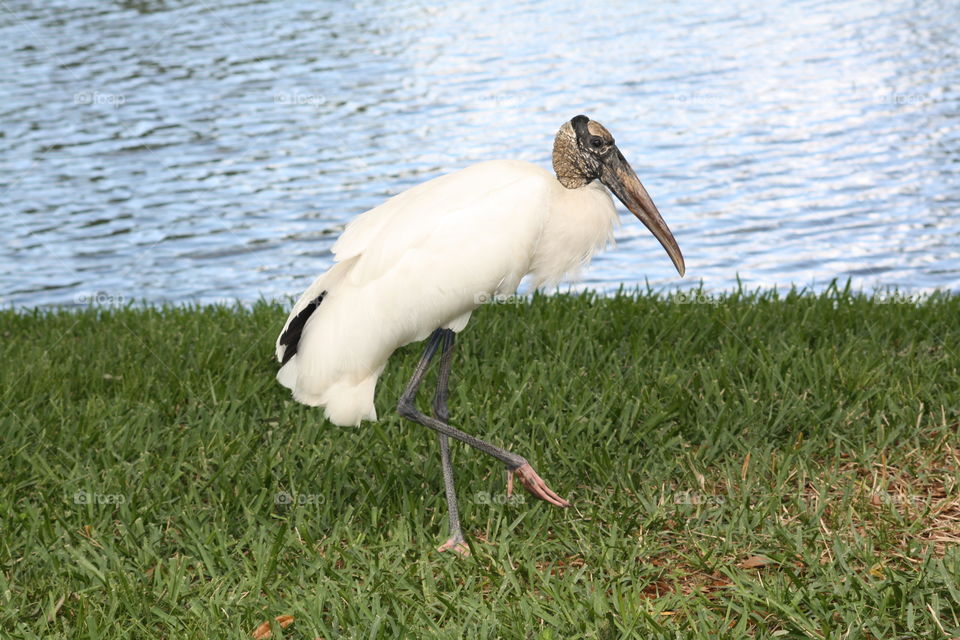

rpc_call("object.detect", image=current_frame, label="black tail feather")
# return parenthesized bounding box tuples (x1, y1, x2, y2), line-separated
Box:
(279, 291, 326, 365)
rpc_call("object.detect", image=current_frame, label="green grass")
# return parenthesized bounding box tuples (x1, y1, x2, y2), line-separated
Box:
(1, 286, 959, 639)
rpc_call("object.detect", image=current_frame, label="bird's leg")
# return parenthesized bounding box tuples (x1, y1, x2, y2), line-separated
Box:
(432, 329, 469, 556)
(398, 330, 570, 513)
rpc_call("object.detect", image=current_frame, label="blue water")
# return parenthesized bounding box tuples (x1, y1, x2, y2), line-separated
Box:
(2, 0, 958, 307)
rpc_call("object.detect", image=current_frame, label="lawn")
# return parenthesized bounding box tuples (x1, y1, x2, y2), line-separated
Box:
(1, 287, 958, 639)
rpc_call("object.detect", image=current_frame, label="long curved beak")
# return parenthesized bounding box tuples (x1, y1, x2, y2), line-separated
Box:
(600, 149, 685, 277)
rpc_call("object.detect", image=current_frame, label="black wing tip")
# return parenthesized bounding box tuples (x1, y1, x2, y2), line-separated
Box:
(280, 343, 297, 366)
(279, 291, 326, 365)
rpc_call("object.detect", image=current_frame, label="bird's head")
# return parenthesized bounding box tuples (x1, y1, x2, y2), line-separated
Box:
(553, 115, 685, 277)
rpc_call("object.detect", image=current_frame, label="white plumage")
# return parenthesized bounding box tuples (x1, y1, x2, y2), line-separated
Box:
(275, 116, 684, 554)
(276, 159, 619, 426)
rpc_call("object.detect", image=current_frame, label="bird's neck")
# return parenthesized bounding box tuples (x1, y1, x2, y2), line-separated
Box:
(527, 181, 618, 289)
(552, 133, 593, 189)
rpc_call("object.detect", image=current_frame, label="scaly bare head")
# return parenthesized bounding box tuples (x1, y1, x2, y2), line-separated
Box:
(552, 115, 685, 277)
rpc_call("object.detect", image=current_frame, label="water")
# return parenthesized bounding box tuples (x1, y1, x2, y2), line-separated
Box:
(2, 0, 958, 308)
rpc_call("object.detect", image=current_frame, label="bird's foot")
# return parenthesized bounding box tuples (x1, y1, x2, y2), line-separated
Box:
(507, 463, 570, 508)
(437, 536, 470, 557)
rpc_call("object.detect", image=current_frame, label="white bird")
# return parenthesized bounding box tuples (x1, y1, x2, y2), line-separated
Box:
(276, 115, 684, 555)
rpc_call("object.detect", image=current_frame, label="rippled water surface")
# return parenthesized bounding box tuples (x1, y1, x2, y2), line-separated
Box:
(2, 0, 958, 307)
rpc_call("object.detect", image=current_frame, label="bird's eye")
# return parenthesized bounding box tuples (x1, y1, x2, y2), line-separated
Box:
(590, 137, 604, 148)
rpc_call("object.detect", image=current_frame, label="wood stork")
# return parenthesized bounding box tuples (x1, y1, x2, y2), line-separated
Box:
(276, 115, 684, 555)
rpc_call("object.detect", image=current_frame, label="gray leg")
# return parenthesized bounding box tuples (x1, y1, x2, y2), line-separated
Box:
(397, 330, 569, 530)
(398, 330, 526, 469)
(433, 330, 465, 552)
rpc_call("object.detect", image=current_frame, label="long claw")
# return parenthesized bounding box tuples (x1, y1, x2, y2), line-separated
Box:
(437, 537, 470, 557)
(509, 463, 570, 508)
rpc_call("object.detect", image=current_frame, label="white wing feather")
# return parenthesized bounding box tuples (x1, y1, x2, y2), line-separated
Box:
(276, 159, 556, 425)
(333, 160, 550, 286)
